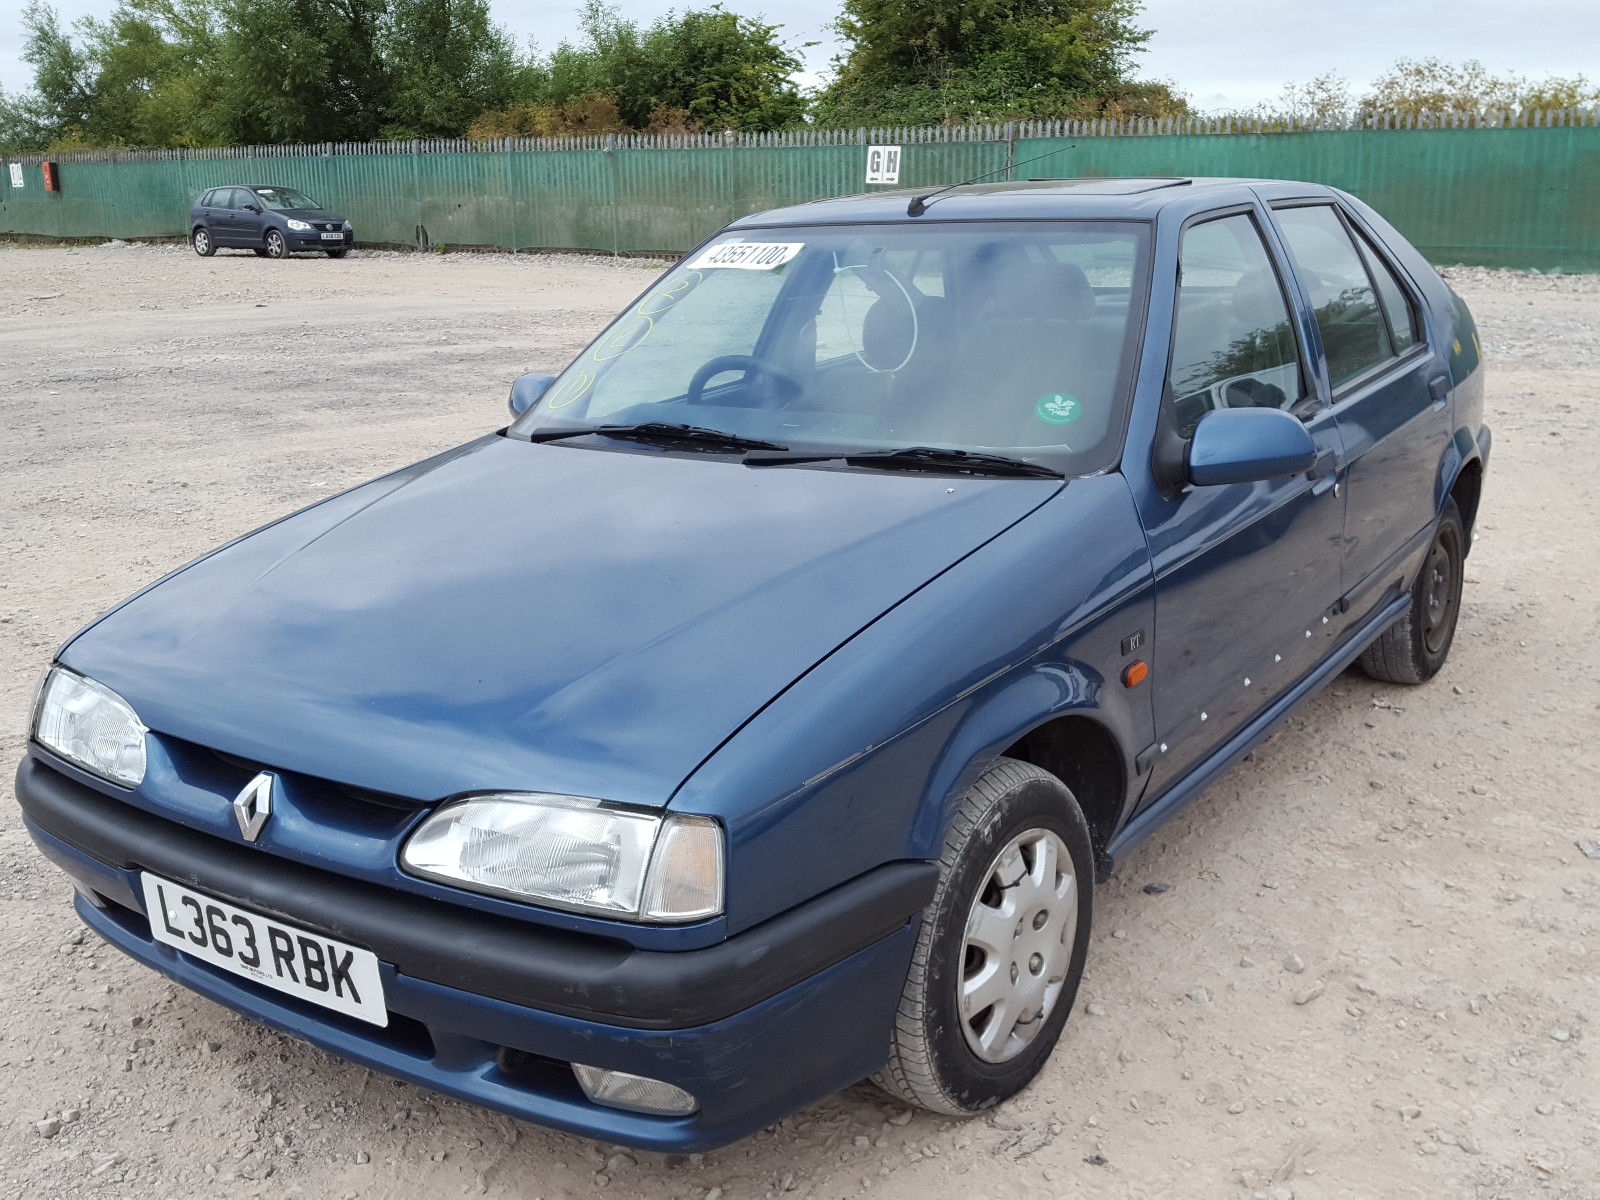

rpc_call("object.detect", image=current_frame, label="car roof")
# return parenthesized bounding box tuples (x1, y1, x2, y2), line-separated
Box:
(732, 177, 1336, 228)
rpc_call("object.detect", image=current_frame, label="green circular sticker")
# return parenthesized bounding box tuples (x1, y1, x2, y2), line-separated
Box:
(1036, 393, 1081, 424)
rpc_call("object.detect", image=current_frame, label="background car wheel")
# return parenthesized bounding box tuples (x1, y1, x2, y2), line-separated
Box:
(1358, 497, 1465, 684)
(873, 757, 1094, 1115)
(253, 248, 269, 258)
(325, 247, 349, 259)
(192, 228, 214, 257)
(264, 230, 288, 260)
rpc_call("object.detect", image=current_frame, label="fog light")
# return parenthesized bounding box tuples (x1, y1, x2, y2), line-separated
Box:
(572, 1064, 698, 1116)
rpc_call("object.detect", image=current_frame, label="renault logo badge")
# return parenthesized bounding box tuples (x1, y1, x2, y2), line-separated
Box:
(233, 772, 274, 842)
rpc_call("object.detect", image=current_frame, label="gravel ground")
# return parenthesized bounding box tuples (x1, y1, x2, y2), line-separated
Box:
(1, 243, 1596, 1200)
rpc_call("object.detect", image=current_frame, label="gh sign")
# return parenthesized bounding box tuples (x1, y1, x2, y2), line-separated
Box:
(866, 145, 901, 185)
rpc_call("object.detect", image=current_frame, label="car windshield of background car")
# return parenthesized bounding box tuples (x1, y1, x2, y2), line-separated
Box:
(255, 187, 319, 212)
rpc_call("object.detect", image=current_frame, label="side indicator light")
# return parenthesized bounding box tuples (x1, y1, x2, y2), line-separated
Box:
(1122, 661, 1149, 688)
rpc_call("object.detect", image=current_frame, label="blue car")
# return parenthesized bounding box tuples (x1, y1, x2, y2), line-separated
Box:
(18, 177, 1486, 1151)
(189, 184, 354, 259)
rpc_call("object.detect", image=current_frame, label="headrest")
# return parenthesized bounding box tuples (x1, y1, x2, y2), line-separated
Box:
(1230, 268, 1287, 331)
(860, 295, 916, 371)
(977, 261, 1097, 322)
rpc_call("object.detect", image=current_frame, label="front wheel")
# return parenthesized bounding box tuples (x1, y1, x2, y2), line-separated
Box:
(874, 758, 1094, 1114)
(1358, 498, 1465, 684)
(192, 227, 214, 257)
(264, 229, 288, 260)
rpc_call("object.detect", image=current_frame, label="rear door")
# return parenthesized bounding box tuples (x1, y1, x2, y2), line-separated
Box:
(210, 189, 242, 245)
(1134, 207, 1347, 799)
(1268, 202, 1448, 634)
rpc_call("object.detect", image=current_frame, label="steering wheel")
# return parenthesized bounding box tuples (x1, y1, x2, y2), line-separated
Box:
(684, 354, 803, 407)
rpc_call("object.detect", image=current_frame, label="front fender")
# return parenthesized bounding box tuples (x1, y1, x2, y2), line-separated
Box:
(673, 474, 1154, 934)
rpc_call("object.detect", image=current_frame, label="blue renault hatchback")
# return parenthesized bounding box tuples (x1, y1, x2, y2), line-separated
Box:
(18, 177, 1487, 1150)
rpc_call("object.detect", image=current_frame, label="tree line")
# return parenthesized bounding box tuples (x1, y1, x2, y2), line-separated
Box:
(2, 0, 1596, 153)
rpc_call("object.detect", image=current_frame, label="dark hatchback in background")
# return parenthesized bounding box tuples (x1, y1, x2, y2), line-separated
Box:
(20, 177, 1488, 1151)
(189, 185, 353, 259)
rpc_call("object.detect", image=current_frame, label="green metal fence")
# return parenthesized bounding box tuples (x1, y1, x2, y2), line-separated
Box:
(3, 112, 1598, 270)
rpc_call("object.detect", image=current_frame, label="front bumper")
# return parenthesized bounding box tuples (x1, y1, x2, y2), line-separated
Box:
(288, 229, 352, 250)
(17, 754, 933, 1149)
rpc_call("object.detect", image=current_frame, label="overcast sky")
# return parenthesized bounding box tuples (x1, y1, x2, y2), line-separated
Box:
(3, 0, 1598, 112)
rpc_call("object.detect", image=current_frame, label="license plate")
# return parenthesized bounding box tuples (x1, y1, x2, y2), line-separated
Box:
(141, 874, 386, 1026)
(320, 232, 344, 240)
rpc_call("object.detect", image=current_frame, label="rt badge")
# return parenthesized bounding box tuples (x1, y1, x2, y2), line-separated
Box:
(232, 772, 274, 842)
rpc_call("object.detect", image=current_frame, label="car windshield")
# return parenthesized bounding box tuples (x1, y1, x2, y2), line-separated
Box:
(511, 221, 1152, 472)
(255, 187, 319, 211)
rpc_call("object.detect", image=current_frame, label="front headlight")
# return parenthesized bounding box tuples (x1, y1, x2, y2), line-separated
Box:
(401, 794, 723, 922)
(32, 666, 147, 787)
(286, 219, 311, 231)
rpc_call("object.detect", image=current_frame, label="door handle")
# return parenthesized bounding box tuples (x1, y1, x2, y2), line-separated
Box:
(1428, 375, 1450, 410)
(1309, 450, 1341, 496)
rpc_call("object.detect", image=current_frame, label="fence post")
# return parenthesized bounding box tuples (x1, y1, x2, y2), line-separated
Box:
(605, 132, 620, 257)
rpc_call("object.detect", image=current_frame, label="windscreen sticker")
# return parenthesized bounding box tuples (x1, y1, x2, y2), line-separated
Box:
(688, 241, 804, 270)
(637, 272, 703, 315)
(1036, 393, 1082, 424)
(591, 315, 653, 362)
(545, 369, 595, 411)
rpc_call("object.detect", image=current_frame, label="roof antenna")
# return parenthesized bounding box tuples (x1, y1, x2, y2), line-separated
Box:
(906, 145, 1077, 216)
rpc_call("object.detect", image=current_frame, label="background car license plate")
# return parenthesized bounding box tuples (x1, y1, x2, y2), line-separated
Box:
(320, 232, 343, 240)
(140, 874, 386, 1026)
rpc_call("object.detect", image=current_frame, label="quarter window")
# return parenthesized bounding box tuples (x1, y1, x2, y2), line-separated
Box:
(1273, 205, 1393, 389)
(1354, 234, 1418, 354)
(1168, 213, 1304, 438)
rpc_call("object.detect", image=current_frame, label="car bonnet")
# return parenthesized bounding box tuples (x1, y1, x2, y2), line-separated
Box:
(59, 435, 1060, 808)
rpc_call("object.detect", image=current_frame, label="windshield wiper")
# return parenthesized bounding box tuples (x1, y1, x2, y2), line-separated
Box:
(744, 446, 1063, 479)
(526, 422, 789, 452)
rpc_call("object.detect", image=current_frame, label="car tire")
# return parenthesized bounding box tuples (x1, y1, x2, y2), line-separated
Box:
(264, 230, 288, 260)
(1358, 497, 1466, 685)
(873, 757, 1093, 1115)
(325, 248, 349, 259)
(192, 227, 214, 257)
(253, 248, 269, 258)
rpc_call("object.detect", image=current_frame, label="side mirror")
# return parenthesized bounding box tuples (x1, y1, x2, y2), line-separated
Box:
(1187, 407, 1317, 487)
(508, 371, 557, 418)
(245, 204, 261, 213)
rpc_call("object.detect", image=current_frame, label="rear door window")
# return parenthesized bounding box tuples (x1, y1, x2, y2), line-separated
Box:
(1273, 205, 1394, 389)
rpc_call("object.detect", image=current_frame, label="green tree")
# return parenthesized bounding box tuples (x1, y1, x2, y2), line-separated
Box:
(527, 2, 805, 132)
(212, 0, 393, 143)
(77, 0, 224, 146)
(1358, 57, 1600, 118)
(18, 0, 96, 143)
(635, 6, 805, 131)
(817, 0, 1160, 124)
(379, 0, 527, 138)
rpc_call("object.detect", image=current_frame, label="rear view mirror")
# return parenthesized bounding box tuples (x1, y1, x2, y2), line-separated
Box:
(1187, 407, 1317, 487)
(508, 372, 557, 418)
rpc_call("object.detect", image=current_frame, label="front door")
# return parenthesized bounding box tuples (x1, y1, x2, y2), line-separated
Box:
(1134, 208, 1347, 799)
(1270, 202, 1451, 632)
(234, 188, 268, 247)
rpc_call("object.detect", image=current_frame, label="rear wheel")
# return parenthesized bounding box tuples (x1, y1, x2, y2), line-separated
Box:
(874, 758, 1093, 1114)
(1358, 498, 1465, 684)
(264, 229, 288, 260)
(192, 227, 214, 257)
